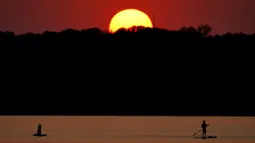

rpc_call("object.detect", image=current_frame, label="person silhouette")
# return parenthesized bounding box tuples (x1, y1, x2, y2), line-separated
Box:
(201, 120, 209, 138)
(37, 124, 42, 135)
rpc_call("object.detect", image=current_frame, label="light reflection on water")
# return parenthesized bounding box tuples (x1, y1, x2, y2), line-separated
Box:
(0, 116, 255, 143)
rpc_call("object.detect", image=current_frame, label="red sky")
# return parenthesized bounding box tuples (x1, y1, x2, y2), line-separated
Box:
(0, 0, 254, 34)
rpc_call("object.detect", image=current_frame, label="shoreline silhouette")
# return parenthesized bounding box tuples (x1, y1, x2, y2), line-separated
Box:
(0, 25, 254, 116)
(1, 25, 254, 66)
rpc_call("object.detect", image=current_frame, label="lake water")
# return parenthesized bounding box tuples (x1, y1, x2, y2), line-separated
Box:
(0, 116, 255, 143)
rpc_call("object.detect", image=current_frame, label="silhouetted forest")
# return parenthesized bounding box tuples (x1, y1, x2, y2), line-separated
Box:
(0, 25, 254, 116)
(1, 24, 254, 65)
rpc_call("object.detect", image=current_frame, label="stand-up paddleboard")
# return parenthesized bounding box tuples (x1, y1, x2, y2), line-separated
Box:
(193, 136, 217, 139)
(33, 133, 47, 137)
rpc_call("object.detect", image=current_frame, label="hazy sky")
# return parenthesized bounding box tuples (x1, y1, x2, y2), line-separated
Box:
(0, 0, 254, 34)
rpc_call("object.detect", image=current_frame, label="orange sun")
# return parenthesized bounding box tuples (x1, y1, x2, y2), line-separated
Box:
(109, 9, 153, 33)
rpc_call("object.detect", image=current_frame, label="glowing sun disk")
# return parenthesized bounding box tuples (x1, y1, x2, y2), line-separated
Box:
(109, 9, 153, 33)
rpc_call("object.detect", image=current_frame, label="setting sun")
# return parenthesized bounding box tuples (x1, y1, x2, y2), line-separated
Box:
(109, 9, 153, 33)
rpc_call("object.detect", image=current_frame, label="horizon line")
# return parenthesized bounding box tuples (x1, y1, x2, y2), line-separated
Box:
(1, 26, 255, 36)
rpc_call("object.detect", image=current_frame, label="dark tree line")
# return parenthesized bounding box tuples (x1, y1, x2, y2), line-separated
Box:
(0, 25, 254, 116)
(1, 24, 254, 74)
(1, 24, 254, 65)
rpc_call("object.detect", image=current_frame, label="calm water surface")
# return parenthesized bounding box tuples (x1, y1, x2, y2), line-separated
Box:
(0, 116, 254, 143)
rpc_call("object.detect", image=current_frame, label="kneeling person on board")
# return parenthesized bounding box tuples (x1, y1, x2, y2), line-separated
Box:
(37, 124, 42, 135)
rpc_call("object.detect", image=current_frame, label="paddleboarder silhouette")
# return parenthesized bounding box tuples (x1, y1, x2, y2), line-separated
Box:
(33, 124, 47, 137)
(201, 120, 209, 138)
(37, 124, 42, 135)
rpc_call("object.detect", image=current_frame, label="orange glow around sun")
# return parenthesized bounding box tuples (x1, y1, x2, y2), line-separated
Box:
(109, 9, 153, 33)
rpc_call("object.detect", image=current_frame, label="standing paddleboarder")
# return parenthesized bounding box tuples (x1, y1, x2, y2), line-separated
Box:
(201, 120, 209, 138)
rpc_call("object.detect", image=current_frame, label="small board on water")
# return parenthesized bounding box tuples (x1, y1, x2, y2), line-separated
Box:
(193, 136, 217, 139)
(33, 133, 47, 137)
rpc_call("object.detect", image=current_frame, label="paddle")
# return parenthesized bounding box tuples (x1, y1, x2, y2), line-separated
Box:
(193, 129, 201, 136)
(193, 124, 210, 136)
